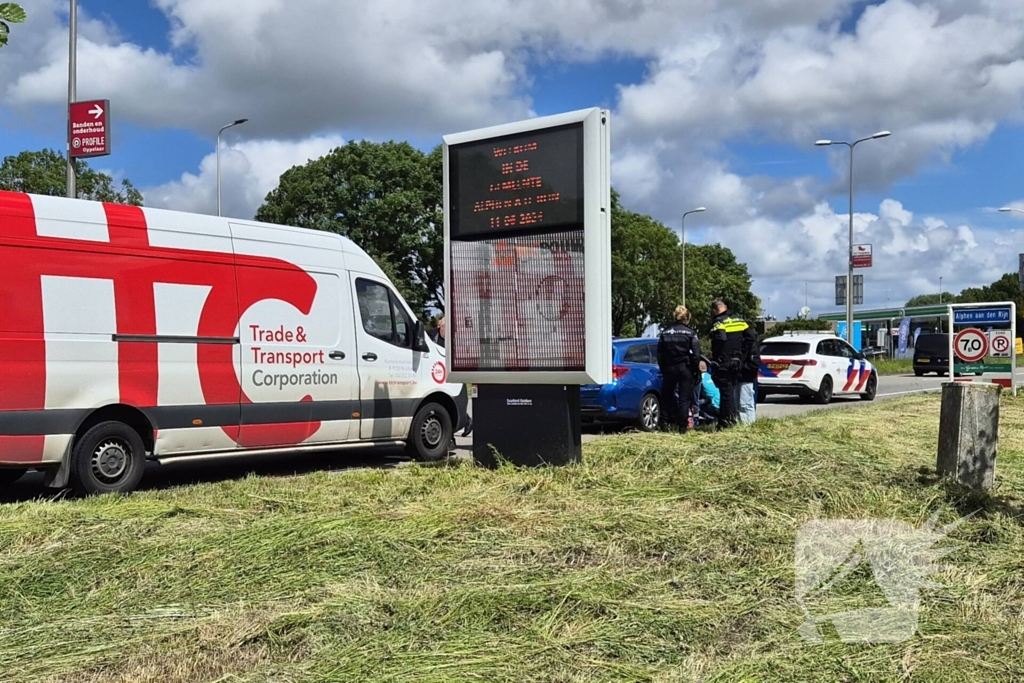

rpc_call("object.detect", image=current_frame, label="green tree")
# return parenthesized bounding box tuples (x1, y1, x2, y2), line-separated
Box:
(0, 149, 143, 205)
(610, 192, 683, 337)
(609, 191, 759, 337)
(256, 140, 442, 316)
(759, 317, 832, 341)
(0, 3, 26, 48)
(905, 293, 956, 307)
(682, 243, 760, 334)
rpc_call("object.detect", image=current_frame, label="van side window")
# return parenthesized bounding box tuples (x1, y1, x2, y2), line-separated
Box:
(356, 278, 414, 349)
(356, 279, 395, 343)
(390, 293, 412, 348)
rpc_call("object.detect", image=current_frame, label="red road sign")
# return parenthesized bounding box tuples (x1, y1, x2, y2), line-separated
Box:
(69, 100, 110, 158)
(852, 243, 872, 268)
(954, 328, 988, 363)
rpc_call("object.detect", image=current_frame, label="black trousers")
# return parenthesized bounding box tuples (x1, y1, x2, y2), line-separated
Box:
(662, 366, 696, 431)
(714, 370, 740, 429)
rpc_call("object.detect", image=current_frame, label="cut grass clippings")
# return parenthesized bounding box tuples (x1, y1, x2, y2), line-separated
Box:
(3, 393, 1024, 681)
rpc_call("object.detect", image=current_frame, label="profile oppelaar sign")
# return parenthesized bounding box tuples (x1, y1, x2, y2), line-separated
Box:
(442, 108, 612, 385)
(69, 100, 110, 158)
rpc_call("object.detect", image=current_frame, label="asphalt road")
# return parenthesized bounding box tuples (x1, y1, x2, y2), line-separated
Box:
(1, 372, 1018, 502)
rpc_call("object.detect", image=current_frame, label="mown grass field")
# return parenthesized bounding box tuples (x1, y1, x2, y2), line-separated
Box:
(3, 393, 1024, 682)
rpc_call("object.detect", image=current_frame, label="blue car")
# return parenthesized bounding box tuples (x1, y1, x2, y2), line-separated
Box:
(580, 338, 663, 431)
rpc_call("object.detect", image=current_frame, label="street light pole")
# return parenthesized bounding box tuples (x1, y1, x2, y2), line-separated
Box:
(939, 276, 943, 304)
(680, 207, 706, 307)
(66, 0, 77, 198)
(216, 118, 249, 217)
(816, 130, 892, 345)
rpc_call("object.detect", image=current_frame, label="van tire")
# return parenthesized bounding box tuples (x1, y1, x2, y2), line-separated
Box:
(0, 468, 27, 487)
(407, 402, 453, 462)
(70, 421, 146, 496)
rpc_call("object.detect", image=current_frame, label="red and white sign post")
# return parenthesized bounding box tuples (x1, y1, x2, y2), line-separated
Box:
(953, 328, 988, 363)
(852, 243, 872, 268)
(69, 100, 110, 159)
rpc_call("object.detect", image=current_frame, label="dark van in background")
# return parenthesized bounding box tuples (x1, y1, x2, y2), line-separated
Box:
(913, 332, 983, 377)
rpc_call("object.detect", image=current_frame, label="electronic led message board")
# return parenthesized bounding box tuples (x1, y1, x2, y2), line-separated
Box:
(443, 108, 611, 385)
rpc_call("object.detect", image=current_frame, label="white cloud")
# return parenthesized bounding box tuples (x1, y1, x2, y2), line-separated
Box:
(695, 198, 1013, 319)
(4, 0, 1024, 319)
(143, 135, 345, 219)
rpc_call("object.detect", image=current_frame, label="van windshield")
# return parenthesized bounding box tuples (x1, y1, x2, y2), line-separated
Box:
(915, 333, 948, 354)
(761, 341, 810, 357)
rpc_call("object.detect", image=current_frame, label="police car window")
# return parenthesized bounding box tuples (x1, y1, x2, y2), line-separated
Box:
(356, 279, 396, 344)
(623, 344, 649, 364)
(835, 340, 855, 358)
(816, 340, 835, 356)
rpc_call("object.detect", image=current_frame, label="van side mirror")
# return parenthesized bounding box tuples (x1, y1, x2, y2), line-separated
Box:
(412, 320, 430, 352)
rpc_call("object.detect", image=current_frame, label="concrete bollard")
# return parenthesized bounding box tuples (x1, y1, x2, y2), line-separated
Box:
(936, 382, 1001, 490)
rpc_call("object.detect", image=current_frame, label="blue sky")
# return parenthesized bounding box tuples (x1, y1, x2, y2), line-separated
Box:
(2, 0, 1023, 318)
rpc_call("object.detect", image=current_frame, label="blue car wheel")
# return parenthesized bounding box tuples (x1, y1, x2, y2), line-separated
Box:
(636, 393, 661, 432)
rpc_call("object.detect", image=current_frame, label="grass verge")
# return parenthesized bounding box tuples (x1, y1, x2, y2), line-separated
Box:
(3, 394, 1024, 681)
(872, 358, 913, 375)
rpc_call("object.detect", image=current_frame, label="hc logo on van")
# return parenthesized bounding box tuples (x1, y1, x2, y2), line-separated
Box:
(794, 512, 972, 643)
(0, 194, 319, 450)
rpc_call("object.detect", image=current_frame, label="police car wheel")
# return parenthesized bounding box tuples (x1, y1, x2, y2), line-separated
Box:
(407, 402, 452, 463)
(860, 374, 877, 401)
(757, 389, 768, 403)
(814, 376, 833, 405)
(70, 421, 146, 496)
(0, 468, 27, 487)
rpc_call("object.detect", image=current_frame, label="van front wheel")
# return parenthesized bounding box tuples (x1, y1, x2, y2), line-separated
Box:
(407, 402, 453, 462)
(70, 421, 146, 496)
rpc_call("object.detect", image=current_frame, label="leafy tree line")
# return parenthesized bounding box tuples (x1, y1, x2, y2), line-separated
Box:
(0, 149, 143, 205)
(257, 141, 760, 334)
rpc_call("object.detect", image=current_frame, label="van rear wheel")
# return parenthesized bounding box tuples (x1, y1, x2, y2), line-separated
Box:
(407, 402, 453, 462)
(70, 421, 146, 496)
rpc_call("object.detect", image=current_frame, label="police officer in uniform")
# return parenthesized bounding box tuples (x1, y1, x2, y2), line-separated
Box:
(657, 305, 701, 432)
(710, 298, 757, 429)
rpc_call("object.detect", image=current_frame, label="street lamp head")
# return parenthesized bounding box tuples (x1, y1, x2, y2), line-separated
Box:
(693, 207, 706, 213)
(871, 130, 892, 139)
(234, 118, 249, 125)
(814, 139, 832, 146)
(998, 207, 1024, 214)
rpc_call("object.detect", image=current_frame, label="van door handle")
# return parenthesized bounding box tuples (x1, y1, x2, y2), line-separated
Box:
(329, 351, 345, 360)
(362, 353, 378, 362)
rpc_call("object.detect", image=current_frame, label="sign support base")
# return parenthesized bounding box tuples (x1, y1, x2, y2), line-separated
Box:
(472, 384, 581, 468)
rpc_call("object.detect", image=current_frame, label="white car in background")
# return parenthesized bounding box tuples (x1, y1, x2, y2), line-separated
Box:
(757, 333, 877, 404)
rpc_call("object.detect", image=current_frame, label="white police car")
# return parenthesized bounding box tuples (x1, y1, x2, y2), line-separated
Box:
(757, 332, 877, 404)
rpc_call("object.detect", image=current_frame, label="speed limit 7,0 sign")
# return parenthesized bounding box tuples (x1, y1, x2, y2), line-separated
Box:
(954, 328, 988, 363)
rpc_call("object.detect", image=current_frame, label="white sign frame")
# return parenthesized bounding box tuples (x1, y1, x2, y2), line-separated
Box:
(946, 302, 1017, 395)
(442, 108, 612, 385)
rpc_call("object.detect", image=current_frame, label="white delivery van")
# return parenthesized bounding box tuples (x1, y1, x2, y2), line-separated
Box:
(0, 191, 469, 495)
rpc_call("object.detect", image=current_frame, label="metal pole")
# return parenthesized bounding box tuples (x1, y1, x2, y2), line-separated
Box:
(681, 215, 685, 307)
(846, 143, 854, 345)
(216, 119, 249, 217)
(939, 277, 943, 304)
(216, 128, 222, 216)
(66, 0, 77, 199)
